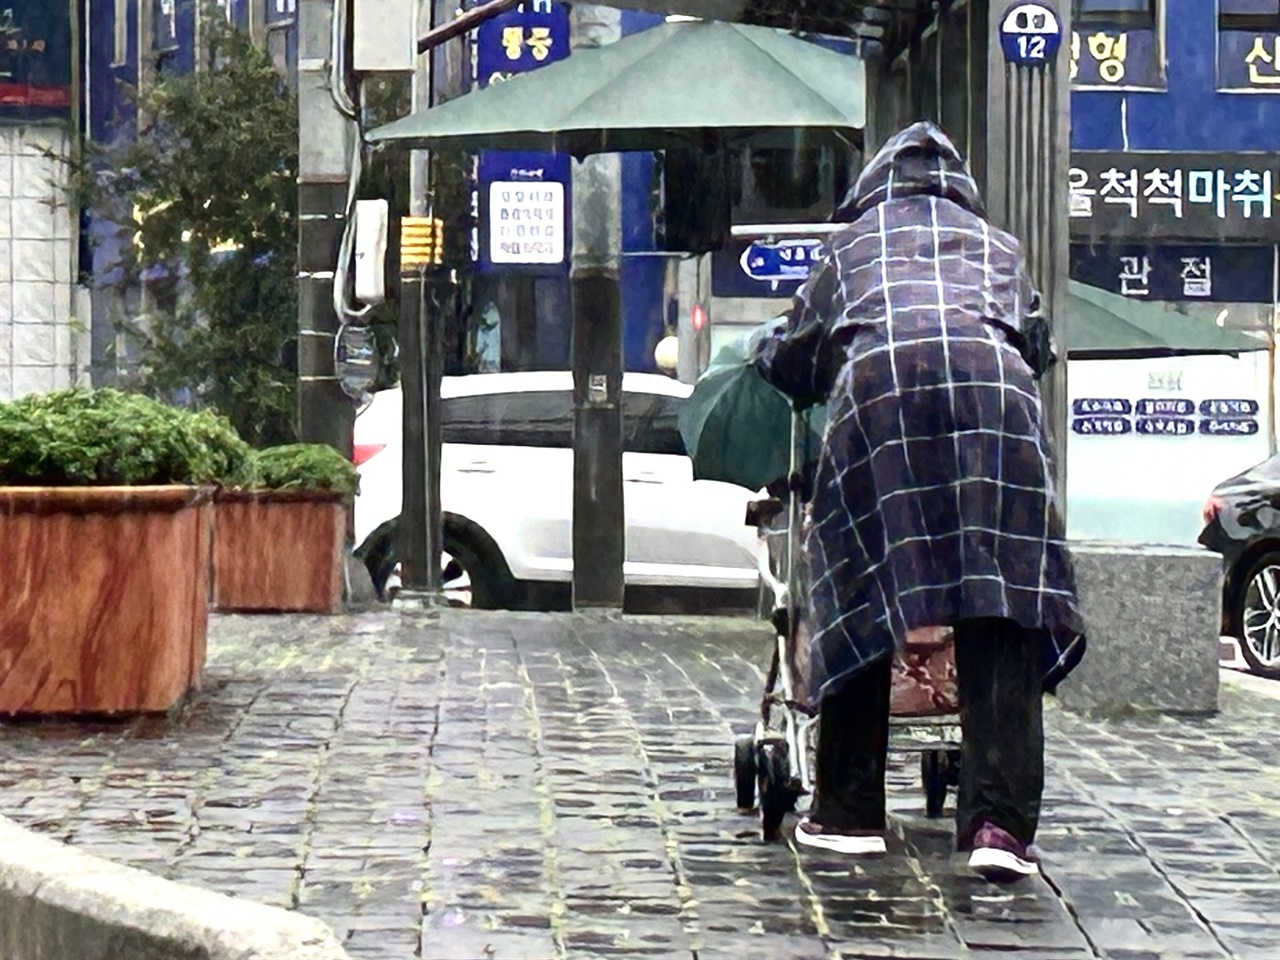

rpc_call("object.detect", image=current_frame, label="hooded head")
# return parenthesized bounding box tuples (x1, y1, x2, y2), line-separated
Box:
(833, 121, 986, 224)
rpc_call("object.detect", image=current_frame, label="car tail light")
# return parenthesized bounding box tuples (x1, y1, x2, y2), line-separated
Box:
(352, 443, 386, 467)
(1202, 495, 1225, 526)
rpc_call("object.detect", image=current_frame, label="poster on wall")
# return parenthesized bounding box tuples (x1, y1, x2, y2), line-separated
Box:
(0, 1, 73, 119)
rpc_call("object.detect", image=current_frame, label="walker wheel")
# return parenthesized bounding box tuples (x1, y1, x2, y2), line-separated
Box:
(733, 734, 757, 811)
(922, 749, 950, 819)
(758, 740, 798, 841)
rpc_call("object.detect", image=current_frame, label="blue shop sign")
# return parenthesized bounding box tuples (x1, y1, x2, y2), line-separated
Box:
(999, 3, 1063, 66)
(475, 0, 570, 85)
(473, 1, 572, 275)
(1072, 416, 1132, 435)
(1200, 418, 1260, 436)
(1070, 244, 1275, 303)
(1217, 30, 1280, 91)
(1136, 416, 1195, 436)
(0, 0, 73, 120)
(1070, 26, 1164, 90)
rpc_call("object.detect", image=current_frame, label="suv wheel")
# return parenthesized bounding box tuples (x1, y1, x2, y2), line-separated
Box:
(356, 517, 517, 610)
(443, 528, 515, 610)
(1234, 551, 1280, 680)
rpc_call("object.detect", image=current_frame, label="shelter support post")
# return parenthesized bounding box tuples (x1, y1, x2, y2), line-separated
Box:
(397, 271, 435, 592)
(570, 5, 625, 611)
(397, 0, 455, 601)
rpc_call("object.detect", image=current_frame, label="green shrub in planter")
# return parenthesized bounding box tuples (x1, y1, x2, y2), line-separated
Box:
(249, 444, 360, 497)
(214, 443, 358, 614)
(0, 388, 253, 488)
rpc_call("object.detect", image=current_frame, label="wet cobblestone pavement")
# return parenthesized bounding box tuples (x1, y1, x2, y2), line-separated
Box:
(1, 611, 1278, 959)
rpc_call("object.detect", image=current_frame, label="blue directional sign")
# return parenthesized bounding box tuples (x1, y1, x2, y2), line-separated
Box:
(999, 2, 1062, 66)
(739, 239, 826, 284)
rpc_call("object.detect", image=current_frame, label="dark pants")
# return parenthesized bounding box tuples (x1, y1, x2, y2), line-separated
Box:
(810, 617, 1044, 846)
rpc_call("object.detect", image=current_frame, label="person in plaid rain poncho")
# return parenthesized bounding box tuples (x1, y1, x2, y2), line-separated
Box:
(754, 121, 1086, 881)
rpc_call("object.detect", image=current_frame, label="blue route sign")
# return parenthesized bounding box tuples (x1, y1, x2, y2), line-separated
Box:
(1200, 418, 1259, 437)
(1136, 416, 1195, 437)
(999, 2, 1063, 66)
(739, 239, 826, 284)
(1199, 399, 1259, 419)
(1072, 416, 1132, 436)
(1135, 398, 1195, 417)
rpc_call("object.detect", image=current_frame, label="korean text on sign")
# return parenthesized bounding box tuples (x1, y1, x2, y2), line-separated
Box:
(1070, 30, 1126, 83)
(1218, 31, 1280, 89)
(1069, 164, 1274, 220)
(489, 182, 565, 266)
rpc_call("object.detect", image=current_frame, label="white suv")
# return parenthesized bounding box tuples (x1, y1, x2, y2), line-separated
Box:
(353, 371, 763, 608)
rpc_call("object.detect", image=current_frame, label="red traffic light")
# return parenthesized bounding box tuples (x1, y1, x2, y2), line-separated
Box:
(691, 304, 708, 332)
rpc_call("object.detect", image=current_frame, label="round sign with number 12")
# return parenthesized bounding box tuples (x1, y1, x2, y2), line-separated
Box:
(999, 2, 1063, 66)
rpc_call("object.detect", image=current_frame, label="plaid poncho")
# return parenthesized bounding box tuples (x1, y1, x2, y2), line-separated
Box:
(755, 122, 1086, 710)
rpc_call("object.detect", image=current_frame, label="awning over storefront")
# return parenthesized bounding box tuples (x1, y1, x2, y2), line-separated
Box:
(1067, 280, 1267, 359)
(370, 19, 865, 157)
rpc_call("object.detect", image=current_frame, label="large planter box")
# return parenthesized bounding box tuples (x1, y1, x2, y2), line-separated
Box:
(0, 486, 214, 715)
(212, 491, 346, 614)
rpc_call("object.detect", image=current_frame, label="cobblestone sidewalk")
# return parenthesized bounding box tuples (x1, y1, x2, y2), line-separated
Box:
(0, 611, 1277, 959)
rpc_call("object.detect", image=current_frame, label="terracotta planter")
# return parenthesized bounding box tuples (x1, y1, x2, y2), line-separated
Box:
(212, 491, 347, 614)
(0, 486, 214, 716)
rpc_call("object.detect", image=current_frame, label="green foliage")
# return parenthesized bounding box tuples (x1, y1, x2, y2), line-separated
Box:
(71, 13, 299, 447)
(0, 388, 253, 487)
(250, 444, 360, 497)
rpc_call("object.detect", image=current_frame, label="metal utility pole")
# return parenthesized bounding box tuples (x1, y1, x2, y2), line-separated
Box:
(397, 0, 445, 600)
(569, 5, 625, 610)
(297, 0, 357, 454)
(980, 0, 1073, 504)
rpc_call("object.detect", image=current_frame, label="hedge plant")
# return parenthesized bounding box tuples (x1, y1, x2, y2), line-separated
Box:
(249, 444, 359, 498)
(0, 388, 253, 488)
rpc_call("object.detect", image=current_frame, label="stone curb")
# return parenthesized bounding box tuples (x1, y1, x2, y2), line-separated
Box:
(0, 815, 350, 960)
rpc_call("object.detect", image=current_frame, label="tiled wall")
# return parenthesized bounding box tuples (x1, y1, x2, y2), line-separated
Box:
(0, 126, 86, 400)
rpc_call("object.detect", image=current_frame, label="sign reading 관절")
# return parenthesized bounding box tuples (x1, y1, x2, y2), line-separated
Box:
(488, 181, 565, 265)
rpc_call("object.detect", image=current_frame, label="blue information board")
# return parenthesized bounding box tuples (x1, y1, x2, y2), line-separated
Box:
(473, 1, 572, 274)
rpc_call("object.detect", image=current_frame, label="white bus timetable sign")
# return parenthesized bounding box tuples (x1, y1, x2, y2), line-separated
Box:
(488, 181, 565, 265)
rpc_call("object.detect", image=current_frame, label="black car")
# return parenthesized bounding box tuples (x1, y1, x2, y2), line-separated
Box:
(1199, 454, 1280, 679)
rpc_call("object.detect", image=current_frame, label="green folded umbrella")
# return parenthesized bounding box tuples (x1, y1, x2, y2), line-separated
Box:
(679, 322, 825, 493)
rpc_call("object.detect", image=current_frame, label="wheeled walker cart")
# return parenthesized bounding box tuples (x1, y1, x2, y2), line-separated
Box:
(734, 405, 962, 841)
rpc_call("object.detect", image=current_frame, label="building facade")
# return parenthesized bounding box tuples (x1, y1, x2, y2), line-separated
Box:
(0, 2, 81, 401)
(1066, 0, 1280, 544)
(0, 0, 300, 402)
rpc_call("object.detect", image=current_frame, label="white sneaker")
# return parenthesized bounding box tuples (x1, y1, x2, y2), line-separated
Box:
(794, 818, 886, 855)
